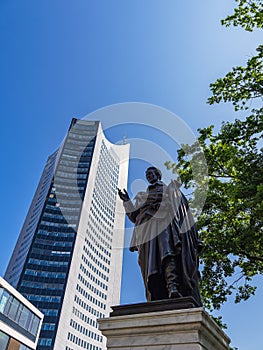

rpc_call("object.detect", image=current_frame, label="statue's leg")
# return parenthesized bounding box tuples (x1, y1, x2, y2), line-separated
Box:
(163, 256, 182, 299)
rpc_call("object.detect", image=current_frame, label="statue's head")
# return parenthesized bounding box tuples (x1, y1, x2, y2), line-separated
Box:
(145, 167, 162, 184)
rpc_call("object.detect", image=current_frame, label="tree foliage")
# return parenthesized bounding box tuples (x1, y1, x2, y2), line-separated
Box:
(222, 0, 263, 32)
(207, 45, 263, 111)
(167, 0, 263, 316)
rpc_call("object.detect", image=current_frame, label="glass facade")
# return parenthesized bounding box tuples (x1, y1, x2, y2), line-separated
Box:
(0, 331, 33, 350)
(0, 287, 41, 339)
(5, 152, 58, 288)
(16, 120, 99, 350)
(5, 118, 129, 350)
(0, 280, 42, 350)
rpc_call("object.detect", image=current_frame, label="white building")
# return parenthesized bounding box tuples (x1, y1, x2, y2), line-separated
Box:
(5, 119, 129, 350)
(0, 276, 44, 350)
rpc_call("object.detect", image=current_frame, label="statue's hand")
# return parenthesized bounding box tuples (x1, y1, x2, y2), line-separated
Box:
(118, 188, 130, 202)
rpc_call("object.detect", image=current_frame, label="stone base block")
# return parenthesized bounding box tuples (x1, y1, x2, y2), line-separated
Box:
(98, 304, 230, 350)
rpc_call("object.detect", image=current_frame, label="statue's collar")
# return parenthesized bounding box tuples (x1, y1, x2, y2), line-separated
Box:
(148, 180, 164, 188)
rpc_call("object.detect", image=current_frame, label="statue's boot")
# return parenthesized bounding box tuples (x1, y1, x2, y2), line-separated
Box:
(164, 256, 182, 299)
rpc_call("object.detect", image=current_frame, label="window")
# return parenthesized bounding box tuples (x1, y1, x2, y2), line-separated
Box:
(38, 338, 52, 346)
(0, 289, 9, 313)
(42, 323, 55, 331)
(0, 331, 9, 350)
(18, 305, 30, 329)
(29, 315, 41, 336)
(0, 288, 41, 336)
(8, 296, 20, 320)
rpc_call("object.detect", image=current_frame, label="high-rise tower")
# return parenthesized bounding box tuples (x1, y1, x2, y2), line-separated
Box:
(4, 119, 129, 350)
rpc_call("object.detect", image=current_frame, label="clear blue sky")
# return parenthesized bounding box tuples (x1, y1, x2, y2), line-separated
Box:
(0, 1, 262, 349)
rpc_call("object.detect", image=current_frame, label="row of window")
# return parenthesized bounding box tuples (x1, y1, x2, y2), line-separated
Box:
(86, 215, 112, 246)
(74, 293, 106, 316)
(61, 153, 78, 161)
(67, 331, 102, 350)
(52, 182, 85, 191)
(46, 204, 80, 212)
(72, 306, 104, 326)
(91, 199, 115, 224)
(86, 226, 111, 252)
(21, 281, 64, 291)
(89, 213, 113, 237)
(79, 265, 107, 291)
(75, 286, 105, 310)
(70, 121, 97, 129)
(80, 257, 108, 289)
(94, 172, 118, 202)
(28, 258, 69, 267)
(85, 235, 111, 259)
(68, 127, 96, 137)
(24, 220, 37, 234)
(69, 318, 102, 341)
(96, 147, 119, 183)
(100, 140, 119, 173)
(37, 229, 75, 238)
(17, 241, 32, 261)
(64, 137, 93, 149)
(82, 246, 109, 281)
(42, 323, 55, 330)
(23, 227, 35, 241)
(56, 170, 88, 180)
(71, 311, 96, 329)
(34, 239, 73, 248)
(0, 331, 32, 350)
(82, 239, 110, 270)
(38, 338, 52, 346)
(66, 136, 95, 147)
(62, 150, 92, 161)
(43, 211, 79, 221)
(63, 143, 92, 153)
(54, 176, 86, 187)
(30, 247, 69, 258)
(39, 308, 58, 316)
(40, 221, 77, 229)
(94, 171, 117, 203)
(23, 166, 54, 276)
(41, 212, 70, 224)
(25, 269, 66, 279)
(93, 175, 116, 205)
(0, 288, 40, 337)
(47, 199, 81, 209)
(92, 195, 115, 220)
(10, 259, 25, 277)
(71, 119, 97, 130)
(96, 160, 119, 184)
(93, 183, 116, 211)
(58, 164, 90, 175)
(66, 131, 95, 147)
(59, 159, 89, 169)
(51, 250, 71, 256)
(27, 210, 41, 227)
(27, 294, 61, 303)
(61, 153, 89, 164)
(87, 218, 112, 245)
(76, 283, 106, 306)
(90, 206, 113, 230)
(79, 264, 107, 294)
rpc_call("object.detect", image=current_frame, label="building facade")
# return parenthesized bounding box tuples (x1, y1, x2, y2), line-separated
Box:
(0, 276, 44, 350)
(5, 119, 129, 350)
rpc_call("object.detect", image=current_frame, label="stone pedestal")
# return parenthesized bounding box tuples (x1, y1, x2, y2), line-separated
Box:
(98, 299, 230, 350)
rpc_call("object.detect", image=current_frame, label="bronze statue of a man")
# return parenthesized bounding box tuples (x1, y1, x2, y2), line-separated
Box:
(118, 166, 202, 305)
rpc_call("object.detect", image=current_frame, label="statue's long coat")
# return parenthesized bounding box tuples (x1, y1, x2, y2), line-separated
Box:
(124, 180, 202, 305)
